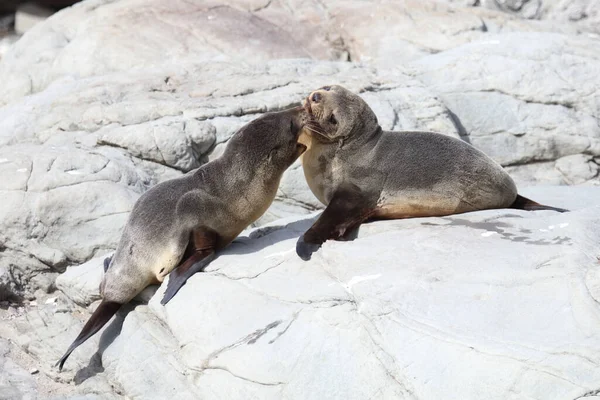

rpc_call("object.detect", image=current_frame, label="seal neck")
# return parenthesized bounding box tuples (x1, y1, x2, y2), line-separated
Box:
(341, 125, 383, 150)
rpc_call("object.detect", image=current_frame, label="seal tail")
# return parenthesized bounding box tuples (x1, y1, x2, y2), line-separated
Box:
(55, 300, 121, 371)
(510, 194, 569, 213)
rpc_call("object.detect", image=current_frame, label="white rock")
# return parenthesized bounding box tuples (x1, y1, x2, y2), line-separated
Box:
(0, 34, 19, 61)
(555, 154, 600, 184)
(56, 256, 105, 307)
(2, 1, 600, 398)
(0, 339, 38, 399)
(413, 32, 600, 179)
(92, 187, 600, 399)
(15, 3, 53, 35)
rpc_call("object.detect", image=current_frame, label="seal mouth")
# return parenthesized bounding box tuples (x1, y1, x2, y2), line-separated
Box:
(302, 95, 332, 142)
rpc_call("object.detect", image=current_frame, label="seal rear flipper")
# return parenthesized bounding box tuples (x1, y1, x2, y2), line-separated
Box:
(56, 300, 121, 371)
(510, 194, 569, 213)
(161, 251, 216, 305)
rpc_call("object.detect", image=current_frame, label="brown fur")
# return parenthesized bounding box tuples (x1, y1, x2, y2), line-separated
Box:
(57, 107, 308, 370)
(295, 85, 566, 260)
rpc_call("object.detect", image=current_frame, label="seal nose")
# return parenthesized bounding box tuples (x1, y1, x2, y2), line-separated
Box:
(311, 92, 321, 103)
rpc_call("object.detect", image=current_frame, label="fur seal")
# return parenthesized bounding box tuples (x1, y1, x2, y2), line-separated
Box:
(296, 85, 567, 260)
(56, 107, 308, 370)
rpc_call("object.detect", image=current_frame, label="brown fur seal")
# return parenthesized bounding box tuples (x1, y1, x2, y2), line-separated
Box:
(296, 85, 567, 260)
(56, 107, 308, 370)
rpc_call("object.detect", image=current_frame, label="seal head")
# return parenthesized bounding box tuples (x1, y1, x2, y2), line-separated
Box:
(304, 85, 379, 143)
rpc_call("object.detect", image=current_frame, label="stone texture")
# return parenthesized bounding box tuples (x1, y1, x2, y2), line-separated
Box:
(0, 0, 599, 398)
(0, 339, 38, 400)
(412, 32, 600, 181)
(0, 59, 464, 296)
(2, 42, 598, 294)
(55, 256, 104, 307)
(15, 3, 54, 35)
(543, 0, 600, 34)
(444, 0, 600, 34)
(0, 297, 124, 399)
(0, 0, 585, 104)
(79, 187, 600, 400)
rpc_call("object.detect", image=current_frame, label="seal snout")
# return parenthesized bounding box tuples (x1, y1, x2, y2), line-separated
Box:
(303, 96, 313, 115)
(305, 90, 324, 116)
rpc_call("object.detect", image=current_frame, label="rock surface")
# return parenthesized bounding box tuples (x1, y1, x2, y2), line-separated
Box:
(446, 0, 600, 34)
(17, 186, 600, 399)
(0, 0, 599, 398)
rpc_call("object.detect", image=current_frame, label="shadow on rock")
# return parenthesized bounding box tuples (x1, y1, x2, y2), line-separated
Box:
(226, 216, 318, 256)
(422, 217, 572, 246)
(73, 302, 137, 385)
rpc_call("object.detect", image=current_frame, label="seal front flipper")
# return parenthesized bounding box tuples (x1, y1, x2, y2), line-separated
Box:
(161, 251, 216, 305)
(161, 228, 219, 305)
(296, 185, 375, 261)
(56, 299, 121, 371)
(296, 238, 322, 261)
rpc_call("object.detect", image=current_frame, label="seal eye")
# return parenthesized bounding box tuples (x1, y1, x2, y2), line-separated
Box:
(322, 86, 331, 91)
(329, 114, 337, 125)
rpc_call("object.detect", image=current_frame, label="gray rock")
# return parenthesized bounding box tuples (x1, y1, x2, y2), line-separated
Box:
(55, 257, 105, 307)
(412, 32, 600, 183)
(96, 117, 217, 172)
(93, 186, 600, 400)
(0, 0, 585, 104)
(0, 299, 125, 399)
(15, 3, 53, 35)
(555, 154, 600, 184)
(0, 143, 152, 294)
(0, 0, 340, 103)
(543, 0, 600, 34)
(479, 0, 544, 19)
(0, 267, 16, 302)
(1, 1, 600, 398)
(445, 0, 600, 34)
(0, 339, 38, 400)
(0, 59, 459, 299)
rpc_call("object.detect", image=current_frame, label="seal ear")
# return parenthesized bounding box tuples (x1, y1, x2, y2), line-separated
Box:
(268, 146, 281, 161)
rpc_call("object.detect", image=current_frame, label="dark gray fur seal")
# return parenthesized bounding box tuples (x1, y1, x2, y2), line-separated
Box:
(296, 85, 567, 260)
(56, 107, 308, 370)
